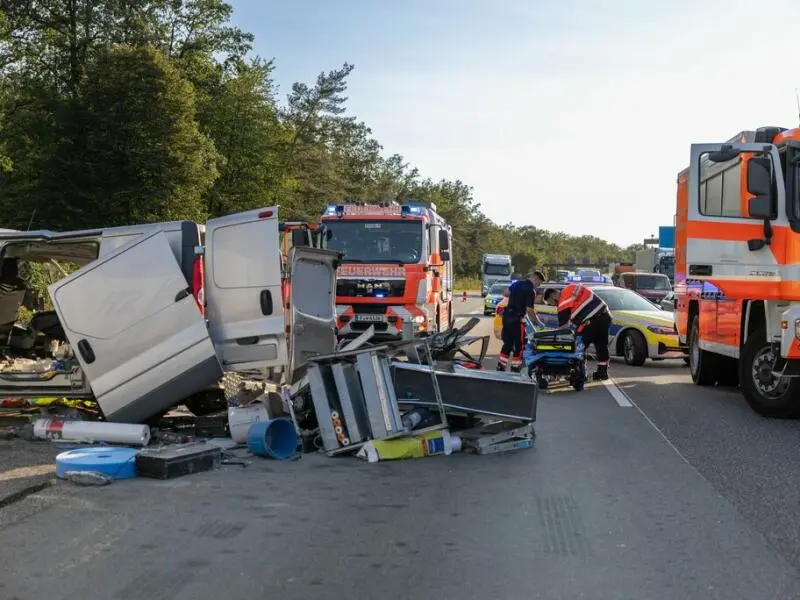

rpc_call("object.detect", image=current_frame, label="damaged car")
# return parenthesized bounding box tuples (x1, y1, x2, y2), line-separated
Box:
(0, 208, 340, 424)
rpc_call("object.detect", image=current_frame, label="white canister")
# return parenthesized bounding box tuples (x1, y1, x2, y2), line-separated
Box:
(228, 405, 271, 444)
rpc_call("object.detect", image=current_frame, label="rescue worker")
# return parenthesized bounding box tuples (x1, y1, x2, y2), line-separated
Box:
(498, 271, 545, 372)
(556, 282, 612, 381)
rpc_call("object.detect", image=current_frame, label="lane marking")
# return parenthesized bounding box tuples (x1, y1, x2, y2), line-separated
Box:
(602, 377, 633, 407)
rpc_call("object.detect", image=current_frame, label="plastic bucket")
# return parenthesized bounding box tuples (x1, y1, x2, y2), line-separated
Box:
(246, 418, 297, 460)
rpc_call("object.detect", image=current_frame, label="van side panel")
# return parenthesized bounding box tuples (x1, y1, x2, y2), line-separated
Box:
(99, 220, 200, 284)
(50, 230, 222, 422)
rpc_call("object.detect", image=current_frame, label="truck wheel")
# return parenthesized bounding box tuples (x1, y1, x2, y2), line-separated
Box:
(622, 330, 647, 366)
(739, 326, 800, 418)
(688, 315, 717, 385)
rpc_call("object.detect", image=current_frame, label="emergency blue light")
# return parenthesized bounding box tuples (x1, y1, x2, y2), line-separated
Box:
(400, 204, 423, 217)
(324, 205, 337, 215)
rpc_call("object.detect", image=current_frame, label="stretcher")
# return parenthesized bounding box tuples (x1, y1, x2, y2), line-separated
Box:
(522, 318, 587, 391)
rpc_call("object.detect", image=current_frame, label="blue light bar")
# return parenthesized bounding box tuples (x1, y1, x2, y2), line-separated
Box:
(567, 275, 609, 283)
(401, 204, 424, 217)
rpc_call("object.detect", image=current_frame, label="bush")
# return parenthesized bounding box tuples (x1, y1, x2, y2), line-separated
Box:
(454, 276, 482, 292)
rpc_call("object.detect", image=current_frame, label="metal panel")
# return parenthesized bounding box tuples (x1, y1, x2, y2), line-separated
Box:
(331, 362, 368, 443)
(306, 364, 339, 452)
(392, 362, 537, 422)
(356, 351, 405, 439)
(288, 246, 340, 383)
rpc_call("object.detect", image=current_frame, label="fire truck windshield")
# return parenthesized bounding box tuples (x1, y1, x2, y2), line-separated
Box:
(324, 219, 425, 264)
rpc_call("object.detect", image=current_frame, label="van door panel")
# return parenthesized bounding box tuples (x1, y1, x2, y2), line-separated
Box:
(288, 247, 340, 383)
(204, 208, 287, 371)
(49, 230, 222, 423)
(99, 220, 200, 283)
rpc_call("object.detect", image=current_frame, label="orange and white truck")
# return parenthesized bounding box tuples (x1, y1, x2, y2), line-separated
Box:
(675, 126, 800, 417)
(320, 201, 454, 340)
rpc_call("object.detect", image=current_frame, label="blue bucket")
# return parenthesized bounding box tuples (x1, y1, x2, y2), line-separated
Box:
(246, 418, 297, 460)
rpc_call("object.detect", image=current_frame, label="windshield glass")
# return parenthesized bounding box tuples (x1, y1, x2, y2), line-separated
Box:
(325, 219, 424, 264)
(484, 263, 510, 276)
(489, 283, 509, 295)
(594, 288, 661, 312)
(635, 275, 671, 290)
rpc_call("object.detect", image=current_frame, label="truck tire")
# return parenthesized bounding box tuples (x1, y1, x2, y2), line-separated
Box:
(739, 326, 800, 418)
(622, 330, 647, 366)
(688, 315, 717, 386)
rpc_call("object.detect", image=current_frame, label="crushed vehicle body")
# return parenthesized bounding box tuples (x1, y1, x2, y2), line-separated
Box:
(0, 208, 341, 423)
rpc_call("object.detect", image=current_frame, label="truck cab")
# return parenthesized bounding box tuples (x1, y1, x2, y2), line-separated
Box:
(481, 254, 513, 296)
(677, 126, 800, 417)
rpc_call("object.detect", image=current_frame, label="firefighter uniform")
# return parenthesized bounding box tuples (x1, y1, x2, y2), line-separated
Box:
(557, 283, 612, 381)
(498, 278, 538, 372)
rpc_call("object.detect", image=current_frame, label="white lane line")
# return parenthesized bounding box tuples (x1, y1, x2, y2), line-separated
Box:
(602, 377, 633, 407)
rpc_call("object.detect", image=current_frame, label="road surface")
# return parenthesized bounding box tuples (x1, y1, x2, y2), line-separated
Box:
(2, 293, 800, 600)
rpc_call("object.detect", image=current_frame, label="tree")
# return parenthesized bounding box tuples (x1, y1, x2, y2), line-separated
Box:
(200, 57, 287, 216)
(0, 1, 636, 273)
(38, 45, 217, 228)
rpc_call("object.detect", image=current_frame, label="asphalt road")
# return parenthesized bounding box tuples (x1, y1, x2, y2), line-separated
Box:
(2, 294, 800, 599)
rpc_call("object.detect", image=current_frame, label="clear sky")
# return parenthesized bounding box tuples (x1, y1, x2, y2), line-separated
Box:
(228, 0, 800, 247)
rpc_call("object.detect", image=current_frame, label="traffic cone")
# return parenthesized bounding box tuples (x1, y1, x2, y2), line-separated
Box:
(462, 291, 467, 302)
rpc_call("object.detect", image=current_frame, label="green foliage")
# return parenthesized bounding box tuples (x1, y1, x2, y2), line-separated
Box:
(0, 1, 638, 273)
(454, 277, 482, 292)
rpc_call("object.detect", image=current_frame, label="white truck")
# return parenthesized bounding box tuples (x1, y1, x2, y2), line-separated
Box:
(481, 254, 513, 296)
(635, 249, 657, 272)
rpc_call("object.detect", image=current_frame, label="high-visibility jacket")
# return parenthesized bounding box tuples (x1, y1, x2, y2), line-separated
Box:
(557, 283, 609, 332)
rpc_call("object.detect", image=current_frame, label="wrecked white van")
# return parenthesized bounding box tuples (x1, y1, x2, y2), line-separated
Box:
(0, 208, 339, 423)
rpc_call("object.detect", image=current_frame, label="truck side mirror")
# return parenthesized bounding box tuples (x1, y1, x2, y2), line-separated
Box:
(746, 157, 772, 197)
(748, 195, 773, 220)
(291, 229, 309, 247)
(438, 230, 450, 251)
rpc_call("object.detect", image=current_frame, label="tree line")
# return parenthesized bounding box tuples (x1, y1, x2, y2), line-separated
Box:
(0, 0, 641, 278)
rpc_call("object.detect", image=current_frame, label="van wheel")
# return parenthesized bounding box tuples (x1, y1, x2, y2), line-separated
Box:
(688, 315, 717, 385)
(622, 330, 647, 366)
(740, 326, 800, 418)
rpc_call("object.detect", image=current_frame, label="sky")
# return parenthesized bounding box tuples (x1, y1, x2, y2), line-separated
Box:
(228, 0, 800, 247)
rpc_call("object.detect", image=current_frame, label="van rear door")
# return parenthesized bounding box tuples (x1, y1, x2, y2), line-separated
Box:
(288, 246, 340, 383)
(204, 208, 287, 371)
(49, 230, 222, 423)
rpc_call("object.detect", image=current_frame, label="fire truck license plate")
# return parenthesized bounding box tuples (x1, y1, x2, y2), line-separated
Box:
(354, 314, 386, 322)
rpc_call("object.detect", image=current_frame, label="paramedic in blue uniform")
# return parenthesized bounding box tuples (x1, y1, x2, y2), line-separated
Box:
(498, 271, 545, 372)
(557, 281, 613, 381)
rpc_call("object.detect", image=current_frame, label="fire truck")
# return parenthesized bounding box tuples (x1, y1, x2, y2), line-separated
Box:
(675, 126, 800, 417)
(320, 201, 454, 339)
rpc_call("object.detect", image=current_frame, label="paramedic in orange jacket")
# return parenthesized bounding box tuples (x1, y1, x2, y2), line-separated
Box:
(557, 282, 612, 381)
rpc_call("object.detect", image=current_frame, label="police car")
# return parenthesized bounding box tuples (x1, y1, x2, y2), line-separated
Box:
(493, 276, 686, 366)
(483, 281, 511, 315)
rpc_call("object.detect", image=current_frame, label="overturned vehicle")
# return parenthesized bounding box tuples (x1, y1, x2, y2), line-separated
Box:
(0, 208, 340, 424)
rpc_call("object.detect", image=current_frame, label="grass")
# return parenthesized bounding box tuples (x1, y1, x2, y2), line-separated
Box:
(454, 276, 482, 292)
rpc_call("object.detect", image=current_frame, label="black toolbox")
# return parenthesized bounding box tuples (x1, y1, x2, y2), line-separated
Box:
(136, 442, 222, 480)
